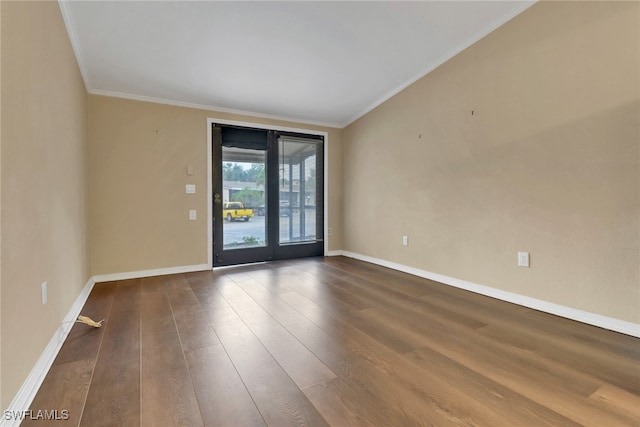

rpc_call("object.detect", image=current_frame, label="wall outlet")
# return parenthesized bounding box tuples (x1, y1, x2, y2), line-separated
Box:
(189, 209, 197, 220)
(41, 281, 48, 305)
(185, 184, 196, 194)
(518, 251, 530, 267)
(328, 228, 332, 236)
(402, 235, 409, 246)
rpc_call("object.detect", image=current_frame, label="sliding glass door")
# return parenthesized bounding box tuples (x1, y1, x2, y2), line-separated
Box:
(213, 124, 323, 266)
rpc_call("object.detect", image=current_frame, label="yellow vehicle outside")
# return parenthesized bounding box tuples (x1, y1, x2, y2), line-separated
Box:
(223, 202, 254, 222)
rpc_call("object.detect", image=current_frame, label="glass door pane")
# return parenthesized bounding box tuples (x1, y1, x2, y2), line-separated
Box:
(278, 137, 320, 244)
(222, 147, 266, 250)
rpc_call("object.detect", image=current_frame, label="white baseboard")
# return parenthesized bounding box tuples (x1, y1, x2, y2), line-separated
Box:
(1, 277, 96, 427)
(92, 263, 211, 284)
(2, 263, 212, 425)
(326, 250, 343, 257)
(339, 250, 640, 338)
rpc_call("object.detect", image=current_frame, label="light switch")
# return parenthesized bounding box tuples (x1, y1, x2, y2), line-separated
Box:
(41, 281, 48, 305)
(518, 252, 530, 267)
(189, 210, 197, 220)
(186, 165, 194, 176)
(186, 184, 196, 194)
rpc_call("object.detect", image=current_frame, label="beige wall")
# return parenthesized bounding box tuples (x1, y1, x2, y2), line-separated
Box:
(1, 1, 89, 409)
(342, 1, 640, 324)
(88, 95, 342, 276)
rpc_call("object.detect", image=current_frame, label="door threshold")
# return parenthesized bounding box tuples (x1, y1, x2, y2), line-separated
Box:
(213, 261, 269, 270)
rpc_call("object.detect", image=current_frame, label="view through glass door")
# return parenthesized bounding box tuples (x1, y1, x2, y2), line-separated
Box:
(278, 136, 321, 245)
(222, 147, 267, 249)
(213, 124, 324, 266)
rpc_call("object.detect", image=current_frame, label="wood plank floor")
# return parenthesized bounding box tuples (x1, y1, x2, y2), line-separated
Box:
(24, 256, 640, 426)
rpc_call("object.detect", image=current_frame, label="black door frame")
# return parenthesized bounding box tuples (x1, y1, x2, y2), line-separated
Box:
(211, 122, 325, 267)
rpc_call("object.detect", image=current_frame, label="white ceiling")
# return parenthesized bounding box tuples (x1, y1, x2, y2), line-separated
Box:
(59, 1, 534, 128)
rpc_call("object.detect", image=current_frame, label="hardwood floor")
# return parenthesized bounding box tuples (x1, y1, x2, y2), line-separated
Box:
(24, 256, 640, 426)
